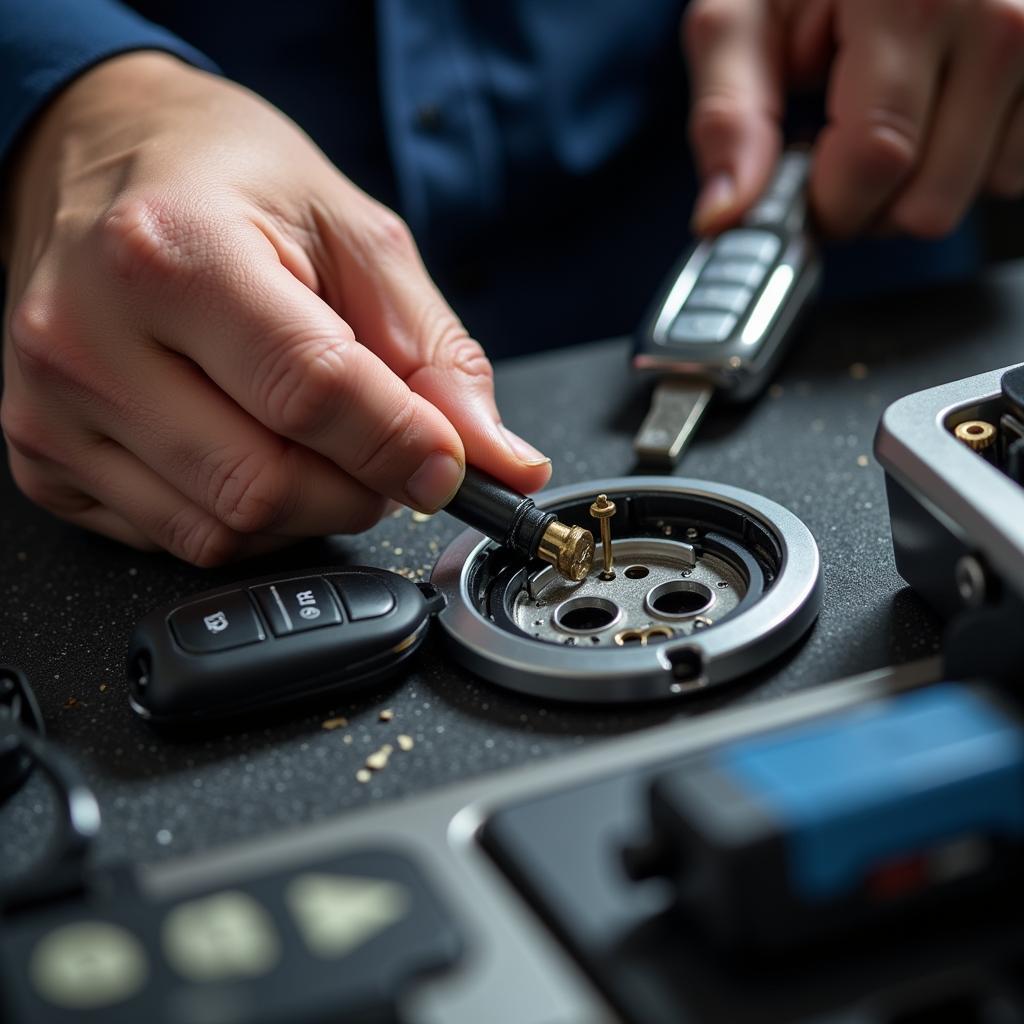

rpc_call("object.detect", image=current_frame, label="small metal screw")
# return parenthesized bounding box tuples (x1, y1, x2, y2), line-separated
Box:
(955, 555, 988, 608)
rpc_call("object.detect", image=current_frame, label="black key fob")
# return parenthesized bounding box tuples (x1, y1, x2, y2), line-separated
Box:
(127, 567, 444, 727)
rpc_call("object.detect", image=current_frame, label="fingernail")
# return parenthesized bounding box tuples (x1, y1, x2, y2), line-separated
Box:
(406, 452, 465, 512)
(691, 173, 736, 234)
(501, 426, 551, 466)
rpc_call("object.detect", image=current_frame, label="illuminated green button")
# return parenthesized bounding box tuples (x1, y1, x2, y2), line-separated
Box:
(286, 873, 409, 958)
(30, 921, 148, 1010)
(162, 890, 280, 982)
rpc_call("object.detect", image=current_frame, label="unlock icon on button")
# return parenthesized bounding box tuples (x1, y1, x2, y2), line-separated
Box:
(203, 611, 229, 634)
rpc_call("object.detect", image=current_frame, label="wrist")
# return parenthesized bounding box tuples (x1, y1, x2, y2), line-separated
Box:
(2, 51, 203, 251)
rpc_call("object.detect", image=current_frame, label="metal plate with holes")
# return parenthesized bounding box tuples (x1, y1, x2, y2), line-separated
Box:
(432, 477, 822, 703)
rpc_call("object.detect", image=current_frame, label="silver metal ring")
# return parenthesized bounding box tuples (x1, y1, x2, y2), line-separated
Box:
(432, 477, 821, 703)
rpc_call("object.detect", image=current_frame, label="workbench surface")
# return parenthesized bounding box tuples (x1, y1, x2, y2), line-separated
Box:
(4, 261, 1022, 878)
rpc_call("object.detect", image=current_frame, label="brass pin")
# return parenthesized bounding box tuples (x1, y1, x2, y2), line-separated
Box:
(589, 494, 617, 581)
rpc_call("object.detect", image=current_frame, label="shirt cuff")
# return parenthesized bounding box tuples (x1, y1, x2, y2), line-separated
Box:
(0, 0, 219, 168)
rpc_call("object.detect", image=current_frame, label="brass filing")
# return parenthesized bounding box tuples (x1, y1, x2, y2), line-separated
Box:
(954, 420, 997, 452)
(589, 494, 617, 581)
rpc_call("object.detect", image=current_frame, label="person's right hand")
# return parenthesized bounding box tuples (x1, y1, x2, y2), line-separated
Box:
(1, 52, 551, 565)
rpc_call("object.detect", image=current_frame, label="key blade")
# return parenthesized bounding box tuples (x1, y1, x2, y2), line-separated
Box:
(633, 379, 713, 468)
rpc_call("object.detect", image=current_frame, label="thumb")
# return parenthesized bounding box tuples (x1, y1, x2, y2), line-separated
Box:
(684, 0, 785, 234)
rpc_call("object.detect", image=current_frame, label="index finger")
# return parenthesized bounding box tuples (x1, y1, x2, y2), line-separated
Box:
(684, 0, 784, 233)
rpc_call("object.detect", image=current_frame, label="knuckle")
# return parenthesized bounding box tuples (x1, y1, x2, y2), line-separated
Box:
(847, 121, 918, 180)
(98, 195, 213, 289)
(364, 207, 417, 264)
(7, 457, 92, 517)
(441, 332, 493, 382)
(684, 0, 738, 54)
(163, 505, 239, 567)
(688, 95, 748, 153)
(204, 445, 295, 534)
(890, 196, 961, 239)
(351, 390, 417, 478)
(7, 457, 53, 509)
(260, 335, 351, 437)
(0, 398, 51, 462)
(8, 294, 62, 376)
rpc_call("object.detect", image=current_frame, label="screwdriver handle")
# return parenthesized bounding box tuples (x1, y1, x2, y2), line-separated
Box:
(446, 466, 556, 560)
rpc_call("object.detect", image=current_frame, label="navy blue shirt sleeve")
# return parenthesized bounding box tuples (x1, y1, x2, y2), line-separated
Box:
(0, 0, 217, 168)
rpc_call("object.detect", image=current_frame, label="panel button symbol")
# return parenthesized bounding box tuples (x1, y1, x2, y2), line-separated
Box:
(251, 577, 341, 636)
(285, 873, 409, 958)
(162, 890, 281, 982)
(169, 590, 264, 653)
(30, 921, 148, 1010)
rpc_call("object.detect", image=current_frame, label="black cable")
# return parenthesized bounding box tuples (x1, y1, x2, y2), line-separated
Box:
(0, 665, 45, 800)
(0, 670, 100, 913)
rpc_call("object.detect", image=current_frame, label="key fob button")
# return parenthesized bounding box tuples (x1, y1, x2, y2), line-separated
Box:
(252, 578, 342, 637)
(685, 284, 753, 316)
(169, 591, 264, 654)
(667, 311, 738, 344)
(699, 259, 767, 290)
(329, 573, 397, 621)
(712, 230, 780, 264)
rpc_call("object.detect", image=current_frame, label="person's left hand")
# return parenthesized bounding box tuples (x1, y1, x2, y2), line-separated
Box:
(683, 0, 1024, 238)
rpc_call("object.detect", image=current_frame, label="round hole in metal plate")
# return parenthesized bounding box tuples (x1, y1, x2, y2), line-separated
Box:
(624, 565, 650, 580)
(553, 596, 621, 634)
(646, 580, 714, 619)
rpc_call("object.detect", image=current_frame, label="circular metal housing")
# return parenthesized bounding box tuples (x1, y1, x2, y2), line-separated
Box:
(432, 477, 821, 703)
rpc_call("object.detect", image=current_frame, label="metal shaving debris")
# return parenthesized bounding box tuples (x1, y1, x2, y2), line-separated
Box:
(378, 708, 394, 722)
(365, 745, 393, 771)
(343, 734, 353, 744)
(99, 684, 108, 693)
(321, 716, 349, 730)
(356, 769, 372, 783)
(856, 454, 869, 467)
(63, 696, 79, 709)
(411, 511, 433, 523)
(397, 735, 414, 751)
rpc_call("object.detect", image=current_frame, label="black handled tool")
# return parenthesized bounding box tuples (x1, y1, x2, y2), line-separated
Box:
(445, 466, 594, 582)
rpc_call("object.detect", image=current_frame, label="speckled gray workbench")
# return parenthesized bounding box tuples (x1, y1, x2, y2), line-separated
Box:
(3, 260, 1023, 879)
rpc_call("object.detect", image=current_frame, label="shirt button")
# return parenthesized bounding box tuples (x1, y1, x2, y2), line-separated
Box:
(414, 104, 443, 133)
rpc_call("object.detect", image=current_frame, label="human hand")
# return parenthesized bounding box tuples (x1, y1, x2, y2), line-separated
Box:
(684, 0, 1024, 237)
(1, 53, 551, 564)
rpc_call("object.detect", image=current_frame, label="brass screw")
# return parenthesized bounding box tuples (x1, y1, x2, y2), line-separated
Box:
(538, 521, 594, 582)
(589, 494, 617, 581)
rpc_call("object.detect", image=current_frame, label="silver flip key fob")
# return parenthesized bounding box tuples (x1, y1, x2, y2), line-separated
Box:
(633, 149, 821, 465)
